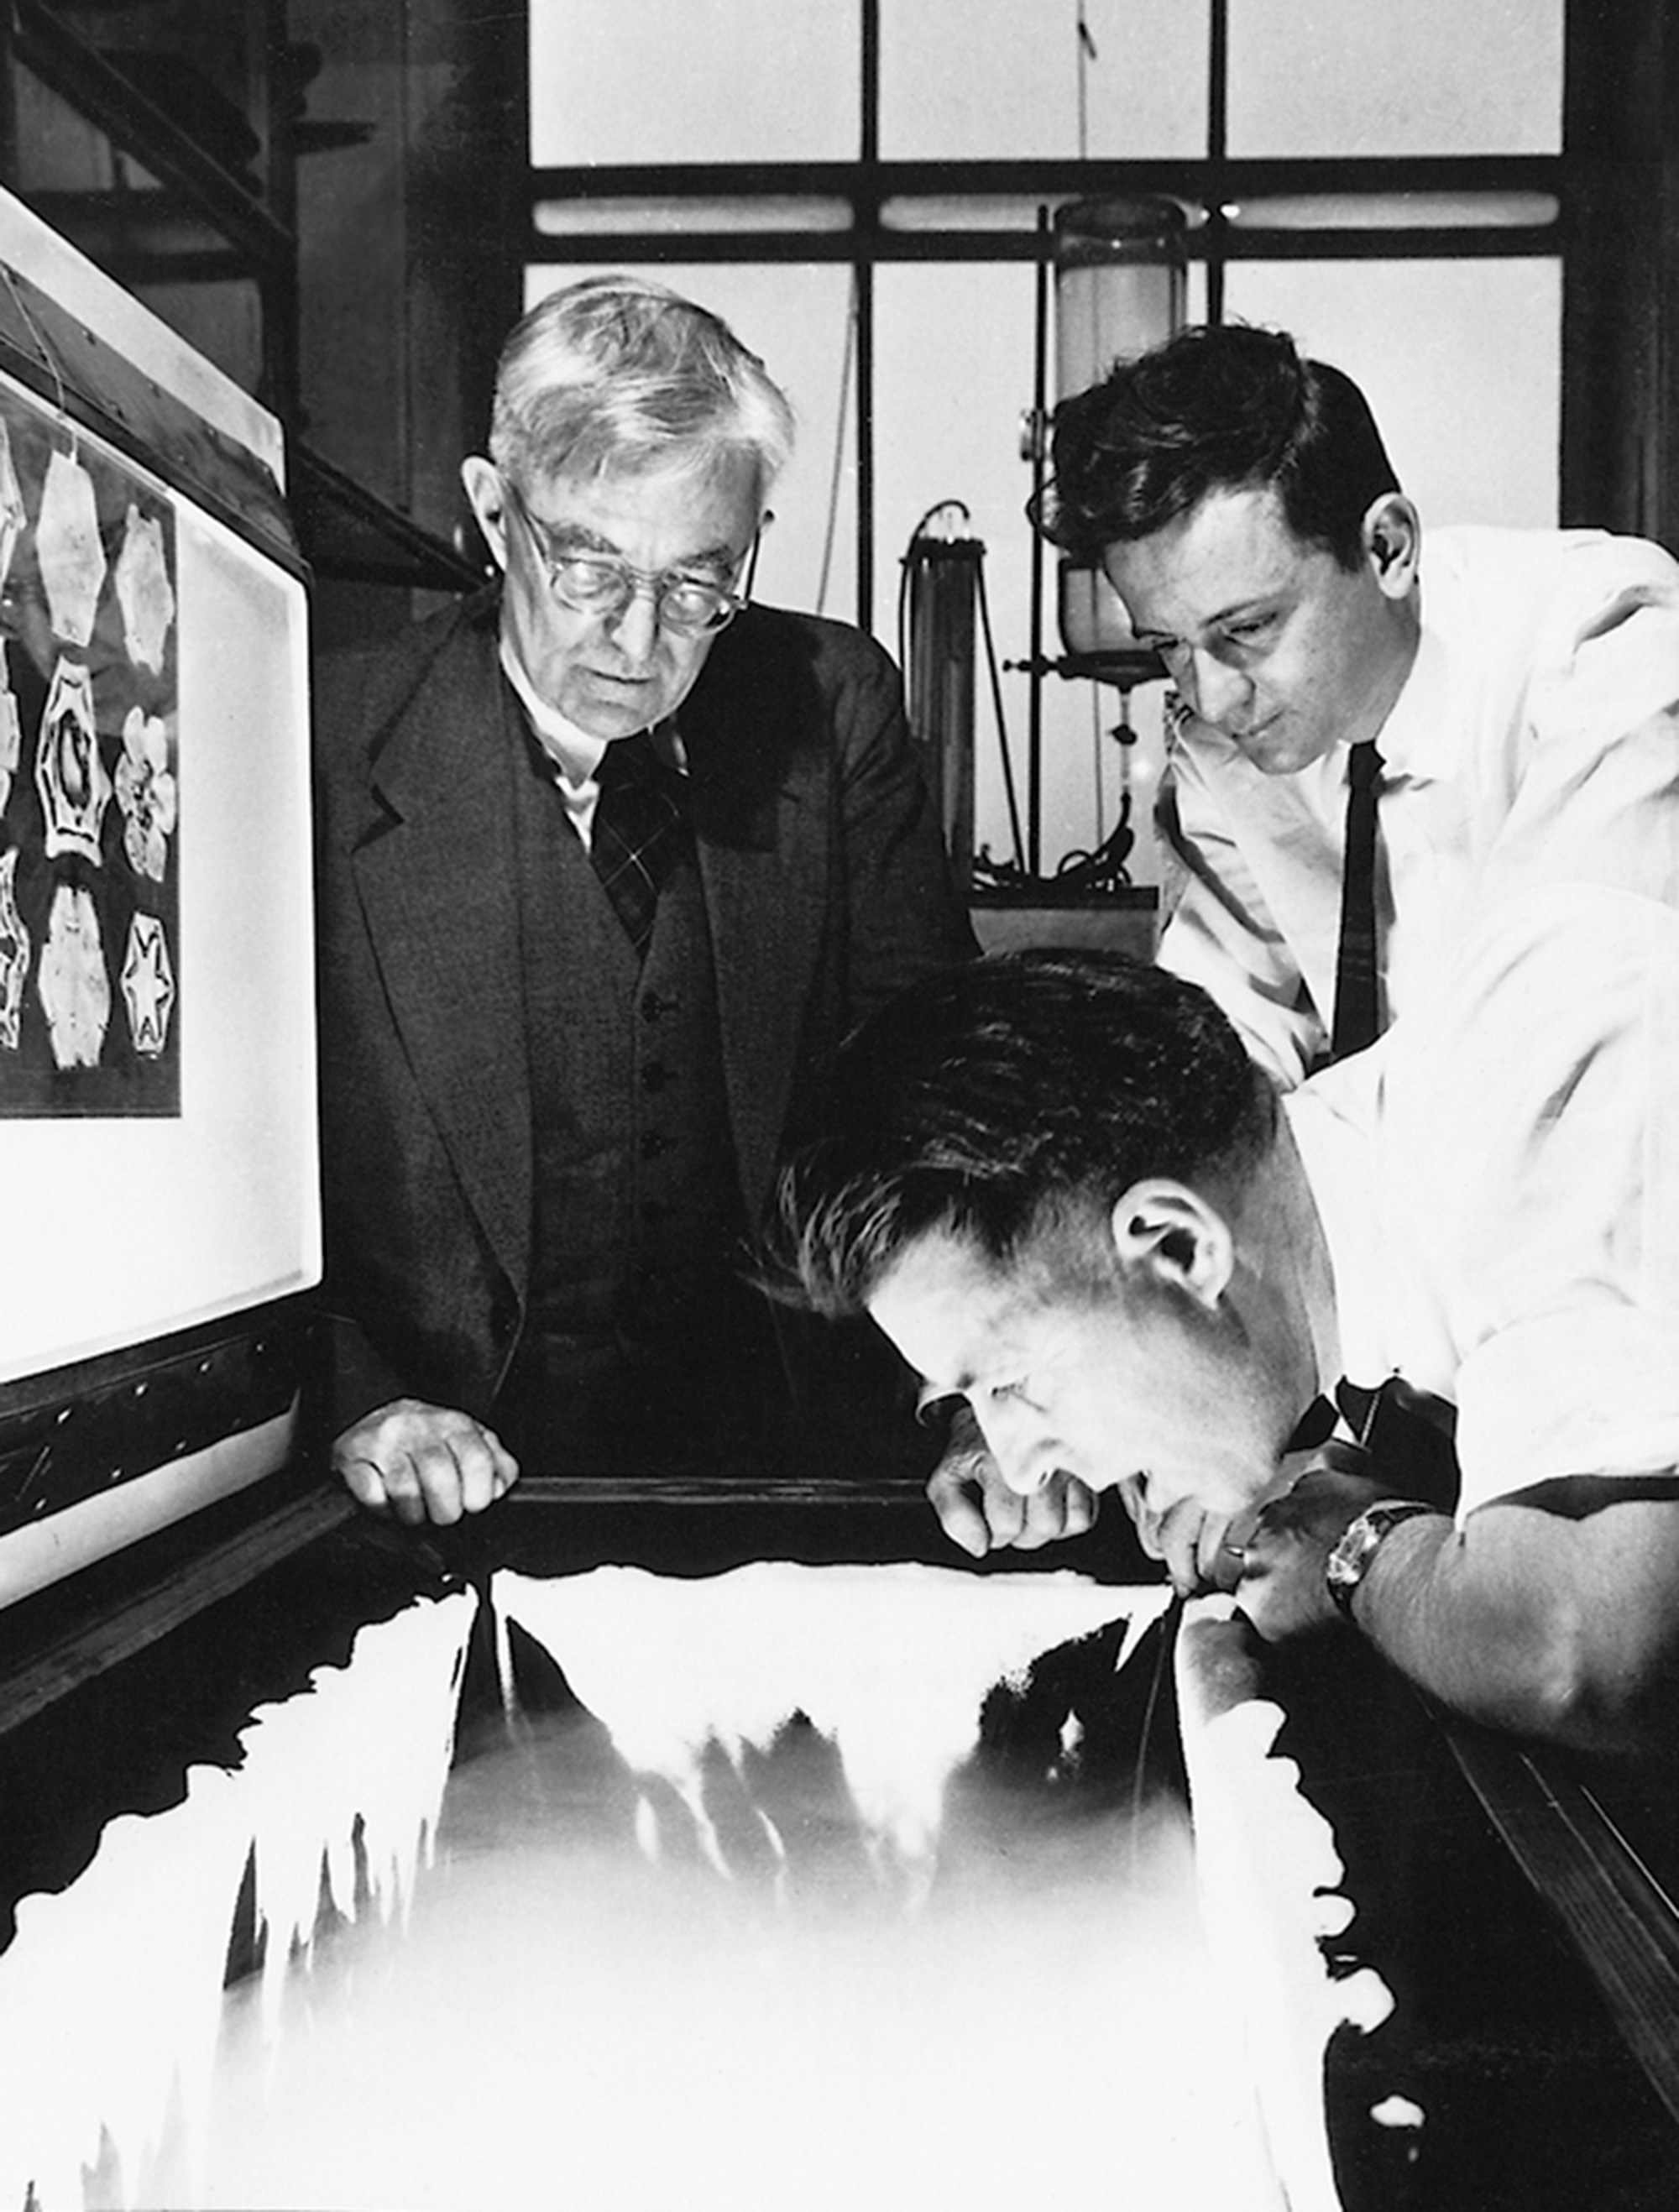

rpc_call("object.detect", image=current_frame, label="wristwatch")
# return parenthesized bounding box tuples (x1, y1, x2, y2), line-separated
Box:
(1325, 1498, 1437, 1620)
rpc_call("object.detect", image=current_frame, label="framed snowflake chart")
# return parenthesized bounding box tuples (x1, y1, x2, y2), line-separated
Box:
(0, 382, 179, 1115)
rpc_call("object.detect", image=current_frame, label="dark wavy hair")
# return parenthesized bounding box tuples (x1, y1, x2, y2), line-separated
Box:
(764, 949, 1275, 1319)
(1037, 322, 1401, 573)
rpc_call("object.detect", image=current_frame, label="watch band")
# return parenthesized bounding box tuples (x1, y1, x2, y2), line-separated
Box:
(1325, 1498, 1437, 1619)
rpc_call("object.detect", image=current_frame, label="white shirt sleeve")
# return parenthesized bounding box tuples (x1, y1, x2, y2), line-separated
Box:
(1474, 536, 1679, 923)
(1376, 885, 1679, 1516)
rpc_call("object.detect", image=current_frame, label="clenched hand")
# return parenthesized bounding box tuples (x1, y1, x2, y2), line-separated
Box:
(333, 1398, 520, 1527)
(925, 1406, 1099, 1557)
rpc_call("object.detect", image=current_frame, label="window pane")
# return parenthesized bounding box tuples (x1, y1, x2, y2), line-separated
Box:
(521, 263, 857, 620)
(883, 194, 1085, 236)
(1229, 0, 1563, 157)
(535, 199, 855, 238)
(1222, 259, 1561, 526)
(1223, 193, 1560, 233)
(881, 0, 1207, 159)
(530, 0, 861, 165)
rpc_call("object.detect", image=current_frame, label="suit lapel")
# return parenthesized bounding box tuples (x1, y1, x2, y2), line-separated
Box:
(349, 605, 533, 1294)
(343, 599, 829, 1277)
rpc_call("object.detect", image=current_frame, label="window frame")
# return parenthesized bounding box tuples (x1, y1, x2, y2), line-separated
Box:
(525, 151, 1569, 636)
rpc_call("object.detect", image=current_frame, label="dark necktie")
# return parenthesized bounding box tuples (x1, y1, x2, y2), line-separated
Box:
(1287, 1377, 1459, 1509)
(589, 731, 688, 961)
(1331, 739, 1384, 1061)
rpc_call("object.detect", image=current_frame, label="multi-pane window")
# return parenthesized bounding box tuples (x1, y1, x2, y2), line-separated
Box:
(526, 0, 1565, 891)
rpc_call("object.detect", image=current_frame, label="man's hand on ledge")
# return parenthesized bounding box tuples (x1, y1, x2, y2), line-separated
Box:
(333, 1397, 520, 1527)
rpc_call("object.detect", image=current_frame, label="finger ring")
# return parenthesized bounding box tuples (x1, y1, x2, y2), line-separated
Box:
(1224, 1542, 1245, 1559)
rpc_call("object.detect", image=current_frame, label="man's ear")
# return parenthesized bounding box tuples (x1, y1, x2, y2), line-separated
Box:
(1361, 493, 1420, 601)
(461, 456, 509, 573)
(1108, 1179, 1236, 1311)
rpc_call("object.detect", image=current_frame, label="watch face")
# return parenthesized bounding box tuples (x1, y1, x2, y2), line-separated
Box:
(1326, 1502, 1432, 1616)
(1326, 1528, 1371, 1602)
(1330, 1519, 1376, 1577)
(1326, 1540, 1361, 1585)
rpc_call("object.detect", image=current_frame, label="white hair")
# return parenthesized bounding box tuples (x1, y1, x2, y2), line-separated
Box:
(489, 274, 795, 506)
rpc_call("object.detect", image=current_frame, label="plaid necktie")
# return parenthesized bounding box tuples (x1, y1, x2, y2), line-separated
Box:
(589, 731, 689, 961)
(1331, 739, 1384, 1061)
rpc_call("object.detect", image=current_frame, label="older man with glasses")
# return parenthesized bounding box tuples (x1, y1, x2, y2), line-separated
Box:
(314, 275, 973, 1525)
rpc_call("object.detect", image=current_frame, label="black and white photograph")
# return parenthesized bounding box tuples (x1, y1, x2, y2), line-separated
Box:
(0, 7, 1674, 2209)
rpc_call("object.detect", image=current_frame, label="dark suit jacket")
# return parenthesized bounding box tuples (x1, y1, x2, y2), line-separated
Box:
(312, 585, 974, 1440)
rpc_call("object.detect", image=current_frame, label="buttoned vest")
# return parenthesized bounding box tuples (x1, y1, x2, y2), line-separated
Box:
(500, 724, 781, 1471)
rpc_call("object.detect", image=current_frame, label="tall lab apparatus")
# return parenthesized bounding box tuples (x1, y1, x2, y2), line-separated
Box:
(1051, 196, 1186, 671)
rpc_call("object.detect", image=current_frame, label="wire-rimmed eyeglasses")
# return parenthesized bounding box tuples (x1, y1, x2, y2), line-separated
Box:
(503, 479, 758, 635)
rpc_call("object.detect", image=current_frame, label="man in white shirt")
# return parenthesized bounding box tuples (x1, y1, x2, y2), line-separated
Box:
(1041, 322, 1679, 1086)
(767, 897, 1679, 1750)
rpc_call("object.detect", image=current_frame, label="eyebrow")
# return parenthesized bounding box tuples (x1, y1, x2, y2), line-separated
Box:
(539, 520, 615, 556)
(1134, 594, 1279, 645)
(915, 1353, 1002, 1412)
(538, 515, 744, 575)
